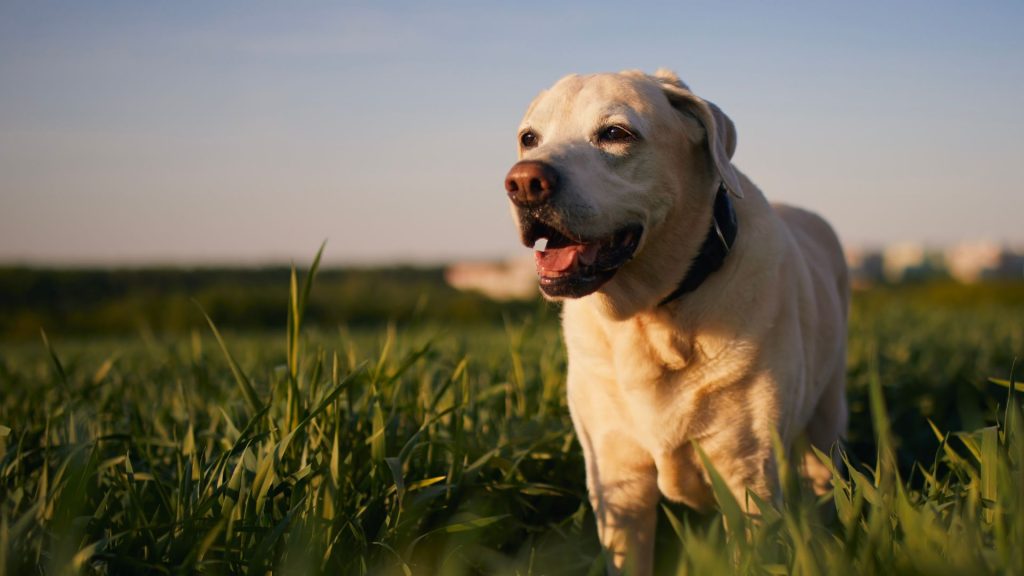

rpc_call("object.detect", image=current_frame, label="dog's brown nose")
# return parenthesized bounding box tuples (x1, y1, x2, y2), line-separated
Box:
(504, 160, 559, 207)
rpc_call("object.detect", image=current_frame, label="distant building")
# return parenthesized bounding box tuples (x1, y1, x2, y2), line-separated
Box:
(845, 246, 885, 287)
(880, 242, 947, 282)
(444, 258, 537, 300)
(949, 242, 1024, 282)
(446, 242, 1022, 301)
(946, 241, 1003, 283)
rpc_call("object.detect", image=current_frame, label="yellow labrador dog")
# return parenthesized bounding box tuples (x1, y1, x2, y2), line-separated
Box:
(503, 69, 848, 575)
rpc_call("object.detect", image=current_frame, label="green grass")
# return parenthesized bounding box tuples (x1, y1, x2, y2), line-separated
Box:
(1, 263, 1023, 574)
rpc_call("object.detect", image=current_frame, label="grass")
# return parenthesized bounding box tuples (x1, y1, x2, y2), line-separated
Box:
(1, 257, 1022, 575)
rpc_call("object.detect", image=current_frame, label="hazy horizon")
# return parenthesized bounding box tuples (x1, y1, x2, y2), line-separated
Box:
(2, 1, 1023, 266)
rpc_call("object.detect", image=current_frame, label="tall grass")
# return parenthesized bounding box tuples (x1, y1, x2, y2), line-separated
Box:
(1, 256, 1022, 575)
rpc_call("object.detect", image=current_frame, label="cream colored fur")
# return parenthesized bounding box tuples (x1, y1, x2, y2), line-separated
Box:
(511, 69, 849, 575)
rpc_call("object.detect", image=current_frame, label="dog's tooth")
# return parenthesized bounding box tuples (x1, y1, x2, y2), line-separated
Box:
(533, 237, 548, 252)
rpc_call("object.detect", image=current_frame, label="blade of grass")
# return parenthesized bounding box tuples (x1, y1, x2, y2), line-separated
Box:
(196, 303, 264, 415)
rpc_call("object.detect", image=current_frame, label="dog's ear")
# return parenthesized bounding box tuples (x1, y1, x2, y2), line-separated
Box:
(655, 73, 744, 199)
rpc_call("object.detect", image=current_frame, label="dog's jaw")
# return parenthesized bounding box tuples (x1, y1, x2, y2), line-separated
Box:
(528, 223, 644, 299)
(588, 191, 717, 319)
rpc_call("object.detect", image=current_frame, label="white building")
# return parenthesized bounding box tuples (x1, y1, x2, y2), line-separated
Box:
(946, 241, 1003, 283)
(947, 242, 1024, 282)
(444, 258, 537, 301)
(882, 242, 929, 282)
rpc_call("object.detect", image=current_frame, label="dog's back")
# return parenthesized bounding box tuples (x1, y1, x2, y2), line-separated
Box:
(774, 203, 850, 317)
(773, 202, 850, 473)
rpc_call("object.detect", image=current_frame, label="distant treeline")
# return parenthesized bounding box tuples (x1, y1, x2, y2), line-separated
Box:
(2, 266, 1023, 341)
(0, 266, 548, 339)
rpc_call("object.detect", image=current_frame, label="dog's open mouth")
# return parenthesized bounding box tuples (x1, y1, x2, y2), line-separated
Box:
(522, 221, 643, 298)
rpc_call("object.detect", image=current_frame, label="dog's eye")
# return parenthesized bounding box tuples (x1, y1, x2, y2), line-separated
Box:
(520, 130, 539, 149)
(597, 125, 637, 143)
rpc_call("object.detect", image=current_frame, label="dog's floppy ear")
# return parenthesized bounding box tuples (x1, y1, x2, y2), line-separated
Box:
(654, 70, 744, 199)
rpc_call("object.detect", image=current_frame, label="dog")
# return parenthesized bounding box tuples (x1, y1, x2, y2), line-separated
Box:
(503, 69, 849, 575)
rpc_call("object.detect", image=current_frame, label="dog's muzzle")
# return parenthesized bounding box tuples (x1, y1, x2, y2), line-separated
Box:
(504, 160, 643, 299)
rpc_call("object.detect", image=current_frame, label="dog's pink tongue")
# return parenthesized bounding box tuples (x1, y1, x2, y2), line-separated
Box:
(535, 246, 580, 275)
(535, 244, 600, 275)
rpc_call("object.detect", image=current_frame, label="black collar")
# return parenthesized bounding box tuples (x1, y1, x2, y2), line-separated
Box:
(659, 183, 738, 306)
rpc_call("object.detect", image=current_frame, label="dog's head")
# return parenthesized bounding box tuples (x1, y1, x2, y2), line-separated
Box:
(505, 69, 743, 311)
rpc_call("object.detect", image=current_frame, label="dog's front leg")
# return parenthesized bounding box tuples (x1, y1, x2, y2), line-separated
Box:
(581, 428, 660, 576)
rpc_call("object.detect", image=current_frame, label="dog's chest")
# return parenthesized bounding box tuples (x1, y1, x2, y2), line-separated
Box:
(599, 318, 710, 445)
(610, 316, 694, 373)
(567, 310, 756, 452)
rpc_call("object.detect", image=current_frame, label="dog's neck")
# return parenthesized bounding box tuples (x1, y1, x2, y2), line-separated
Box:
(658, 183, 737, 306)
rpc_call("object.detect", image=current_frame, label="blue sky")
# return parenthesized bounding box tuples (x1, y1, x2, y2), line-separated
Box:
(1, 1, 1022, 265)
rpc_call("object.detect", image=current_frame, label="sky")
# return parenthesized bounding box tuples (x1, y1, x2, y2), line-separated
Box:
(1, 0, 1022, 266)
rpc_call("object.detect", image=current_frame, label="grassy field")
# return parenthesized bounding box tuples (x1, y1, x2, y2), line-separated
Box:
(1, 264, 1023, 574)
